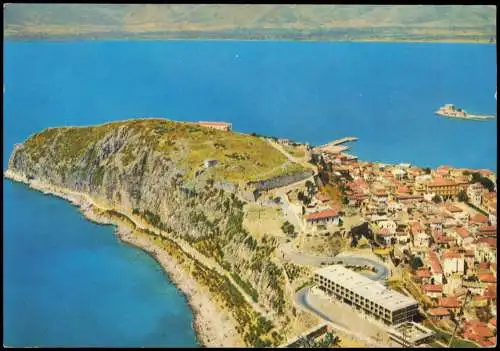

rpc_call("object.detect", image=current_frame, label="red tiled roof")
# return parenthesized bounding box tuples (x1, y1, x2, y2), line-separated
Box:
(478, 338, 495, 347)
(423, 284, 443, 293)
(305, 209, 339, 221)
(446, 204, 463, 213)
(436, 234, 454, 244)
(411, 222, 423, 233)
(455, 227, 470, 239)
(415, 268, 431, 279)
(478, 262, 490, 270)
(438, 297, 461, 308)
(428, 307, 450, 316)
(430, 178, 456, 186)
(476, 237, 497, 248)
(397, 186, 411, 194)
(483, 284, 497, 299)
(471, 213, 489, 223)
(443, 251, 461, 259)
(478, 273, 496, 283)
(470, 325, 494, 339)
(428, 250, 443, 274)
(478, 225, 496, 233)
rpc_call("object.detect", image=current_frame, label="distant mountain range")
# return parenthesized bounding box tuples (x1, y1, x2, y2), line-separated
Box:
(4, 4, 497, 42)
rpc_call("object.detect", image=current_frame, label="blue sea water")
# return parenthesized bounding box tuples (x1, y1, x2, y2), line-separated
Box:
(3, 179, 200, 347)
(3, 40, 497, 346)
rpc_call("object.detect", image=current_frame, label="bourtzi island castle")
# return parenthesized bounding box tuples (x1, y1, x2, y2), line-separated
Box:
(4, 117, 497, 348)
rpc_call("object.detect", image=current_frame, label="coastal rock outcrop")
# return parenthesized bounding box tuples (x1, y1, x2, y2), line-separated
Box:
(6, 118, 303, 347)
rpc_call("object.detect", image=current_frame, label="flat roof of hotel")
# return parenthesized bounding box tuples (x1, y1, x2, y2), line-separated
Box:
(315, 265, 418, 312)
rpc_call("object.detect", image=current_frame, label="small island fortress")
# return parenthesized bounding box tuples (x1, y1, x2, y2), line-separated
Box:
(435, 104, 495, 121)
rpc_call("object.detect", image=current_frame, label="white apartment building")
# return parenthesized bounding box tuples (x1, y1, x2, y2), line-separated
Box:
(314, 265, 418, 326)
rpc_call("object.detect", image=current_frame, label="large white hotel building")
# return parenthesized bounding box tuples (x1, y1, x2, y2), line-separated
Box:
(314, 265, 419, 325)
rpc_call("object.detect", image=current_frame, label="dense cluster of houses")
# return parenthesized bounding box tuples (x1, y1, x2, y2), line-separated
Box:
(300, 149, 497, 346)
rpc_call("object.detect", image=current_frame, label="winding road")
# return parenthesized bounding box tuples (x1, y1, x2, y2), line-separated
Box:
(295, 287, 388, 347)
(280, 242, 390, 282)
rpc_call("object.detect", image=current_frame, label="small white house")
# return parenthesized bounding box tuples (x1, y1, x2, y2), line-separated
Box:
(304, 208, 341, 230)
(414, 232, 431, 248)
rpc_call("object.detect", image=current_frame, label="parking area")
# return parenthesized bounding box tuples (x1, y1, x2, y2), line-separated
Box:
(296, 286, 399, 347)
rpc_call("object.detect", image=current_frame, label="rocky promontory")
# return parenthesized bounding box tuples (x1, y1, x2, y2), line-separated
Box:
(5, 118, 313, 347)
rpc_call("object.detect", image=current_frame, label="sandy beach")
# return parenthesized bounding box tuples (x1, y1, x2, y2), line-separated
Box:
(4, 170, 244, 347)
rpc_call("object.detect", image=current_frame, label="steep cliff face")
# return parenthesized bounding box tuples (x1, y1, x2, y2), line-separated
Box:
(7, 118, 300, 329)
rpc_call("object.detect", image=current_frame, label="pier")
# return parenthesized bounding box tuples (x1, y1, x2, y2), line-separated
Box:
(330, 137, 358, 146)
(316, 136, 358, 150)
(315, 136, 358, 154)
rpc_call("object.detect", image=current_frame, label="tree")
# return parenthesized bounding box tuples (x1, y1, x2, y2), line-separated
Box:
(342, 196, 349, 205)
(297, 191, 305, 202)
(424, 167, 431, 174)
(480, 177, 495, 192)
(432, 194, 442, 203)
(305, 180, 315, 197)
(471, 172, 495, 192)
(303, 197, 311, 206)
(457, 190, 468, 202)
(410, 256, 424, 270)
(281, 221, 295, 236)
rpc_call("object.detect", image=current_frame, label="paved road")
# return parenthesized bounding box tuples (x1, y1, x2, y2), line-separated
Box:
(295, 287, 388, 347)
(265, 138, 317, 174)
(278, 191, 306, 232)
(280, 243, 389, 282)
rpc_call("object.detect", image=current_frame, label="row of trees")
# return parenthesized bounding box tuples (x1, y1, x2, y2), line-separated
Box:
(432, 189, 469, 204)
(465, 171, 496, 192)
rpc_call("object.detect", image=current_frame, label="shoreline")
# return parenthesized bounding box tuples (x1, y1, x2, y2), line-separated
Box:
(4, 36, 495, 44)
(3, 169, 244, 348)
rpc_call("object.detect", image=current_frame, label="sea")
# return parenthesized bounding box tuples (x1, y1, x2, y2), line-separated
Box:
(3, 40, 497, 347)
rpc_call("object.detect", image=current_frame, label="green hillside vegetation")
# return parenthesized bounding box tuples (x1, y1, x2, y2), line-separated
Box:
(4, 4, 496, 42)
(20, 118, 306, 184)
